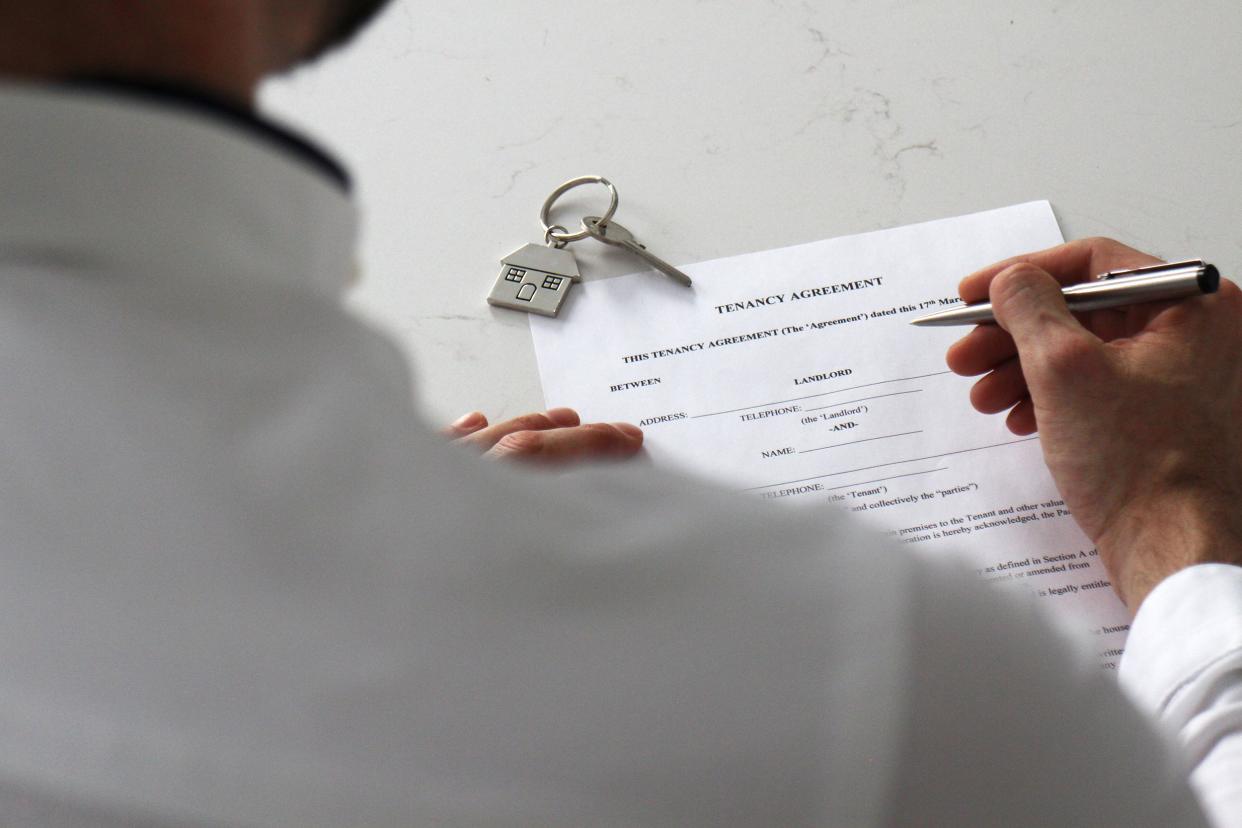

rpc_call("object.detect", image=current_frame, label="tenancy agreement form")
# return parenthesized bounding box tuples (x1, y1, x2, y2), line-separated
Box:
(531, 202, 1133, 667)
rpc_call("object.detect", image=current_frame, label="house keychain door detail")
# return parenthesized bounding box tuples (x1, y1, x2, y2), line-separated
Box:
(488, 243, 581, 318)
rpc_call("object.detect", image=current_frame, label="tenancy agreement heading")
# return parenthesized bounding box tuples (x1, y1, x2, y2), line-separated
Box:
(712, 275, 884, 315)
(531, 202, 1133, 667)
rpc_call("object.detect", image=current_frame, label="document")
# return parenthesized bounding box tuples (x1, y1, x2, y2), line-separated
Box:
(530, 202, 1131, 667)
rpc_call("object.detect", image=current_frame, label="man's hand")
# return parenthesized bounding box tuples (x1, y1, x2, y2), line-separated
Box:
(946, 237, 1242, 612)
(443, 407, 644, 467)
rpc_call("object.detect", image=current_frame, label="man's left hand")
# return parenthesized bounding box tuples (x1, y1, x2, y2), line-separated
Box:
(443, 408, 644, 467)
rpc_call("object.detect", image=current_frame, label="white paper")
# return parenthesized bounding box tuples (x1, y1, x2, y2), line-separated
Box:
(531, 202, 1131, 667)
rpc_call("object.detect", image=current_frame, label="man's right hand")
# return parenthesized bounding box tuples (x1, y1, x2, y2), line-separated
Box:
(946, 237, 1242, 613)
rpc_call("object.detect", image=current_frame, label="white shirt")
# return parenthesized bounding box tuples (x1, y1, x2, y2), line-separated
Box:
(0, 82, 1237, 827)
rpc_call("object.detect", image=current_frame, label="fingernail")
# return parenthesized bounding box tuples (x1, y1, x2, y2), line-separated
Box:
(546, 407, 580, 426)
(613, 422, 643, 440)
(452, 411, 485, 430)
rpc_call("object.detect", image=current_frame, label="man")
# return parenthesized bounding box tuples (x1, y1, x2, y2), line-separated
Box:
(0, 1, 1238, 825)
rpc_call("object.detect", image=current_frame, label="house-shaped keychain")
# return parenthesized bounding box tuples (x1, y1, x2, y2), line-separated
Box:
(487, 243, 581, 318)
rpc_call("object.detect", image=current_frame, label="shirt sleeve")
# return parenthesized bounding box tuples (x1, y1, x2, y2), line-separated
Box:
(1120, 564, 1242, 827)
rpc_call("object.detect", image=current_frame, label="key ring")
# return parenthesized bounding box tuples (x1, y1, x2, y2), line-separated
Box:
(544, 224, 571, 248)
(540, 176, 619, 245)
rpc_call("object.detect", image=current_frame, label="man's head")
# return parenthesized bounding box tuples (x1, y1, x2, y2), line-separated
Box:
(0, 0, 397, 105)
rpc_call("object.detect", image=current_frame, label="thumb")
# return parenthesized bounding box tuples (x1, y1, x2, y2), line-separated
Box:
(990, 263, 1101, 385)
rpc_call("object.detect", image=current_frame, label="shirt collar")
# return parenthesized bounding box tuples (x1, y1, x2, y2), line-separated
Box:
(63, 75, 351, 193)
(0, 81, 357, 297)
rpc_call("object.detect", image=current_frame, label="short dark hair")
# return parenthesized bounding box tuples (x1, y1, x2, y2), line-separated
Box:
(309, 0, 393, 59)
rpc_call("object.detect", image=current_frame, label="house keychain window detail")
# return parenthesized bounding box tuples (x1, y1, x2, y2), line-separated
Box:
(489, 242, 581, 317)
(487, 176, 693, 319)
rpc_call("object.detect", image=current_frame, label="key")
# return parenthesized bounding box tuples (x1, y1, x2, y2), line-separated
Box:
(582, 216, 693, 287)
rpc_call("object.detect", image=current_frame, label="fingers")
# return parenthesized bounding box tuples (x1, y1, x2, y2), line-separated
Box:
(485, 422, 644, 466)
(946, 324, 1018, 376)
(445, 407, 645, 467)
(969, 358, 1028, 414)
(988, 264, 1103, 392)
(965, 365, 1036, 434)
(1005, 399, 1037, 435)
(953, 263, 1109, 435)
(442, 411, 488, 438)
(951, 239, 1164, 390)
(947, 261, 1102, 386)
(458, 407, 581, 452)
(958, 237, 1163, 303)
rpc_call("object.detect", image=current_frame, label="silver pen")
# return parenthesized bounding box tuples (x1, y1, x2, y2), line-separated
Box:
(909, 259, 1221, 327)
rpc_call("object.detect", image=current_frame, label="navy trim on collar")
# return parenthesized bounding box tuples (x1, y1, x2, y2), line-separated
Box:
(64, 76, 351, 192)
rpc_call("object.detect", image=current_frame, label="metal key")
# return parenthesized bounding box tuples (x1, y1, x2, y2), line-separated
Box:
(582, 216, 693, 287)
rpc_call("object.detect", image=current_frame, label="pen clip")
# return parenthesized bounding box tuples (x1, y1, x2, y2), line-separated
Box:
(1095, 258, 1205, 281)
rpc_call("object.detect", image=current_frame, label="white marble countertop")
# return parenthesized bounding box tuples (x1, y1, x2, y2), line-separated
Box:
(263, 0, 1242, 425)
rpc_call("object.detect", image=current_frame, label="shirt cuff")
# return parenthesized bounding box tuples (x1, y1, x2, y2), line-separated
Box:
(1120, 564, 1242, 729)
